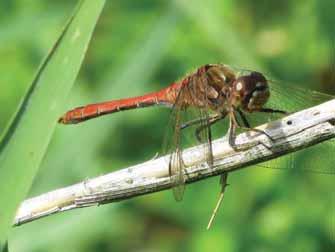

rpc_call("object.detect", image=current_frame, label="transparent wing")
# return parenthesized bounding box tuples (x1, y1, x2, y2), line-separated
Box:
(232, 66, 334, 113)
(234, 71, 335, 243)
(264, 79, 334, 174)
(229, 66, 335, 174)
(163, 71, 215, 201)
(250, 77, 334, 174)
(188, 70, 216, 177)
(162, 87, 187, 201)
(258, 139, 335, 174)
(268, 79, 333, 113)
(196, 108, 214, 167)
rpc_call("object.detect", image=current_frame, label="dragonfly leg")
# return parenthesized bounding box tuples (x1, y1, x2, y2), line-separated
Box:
(237, 109, 274, 142)
(228, 112, 271, 150)
(194, 113, 227, 142)
(236, 109, 251, 128)
(258, 108, 289, 115)
(180, 117, 206, 130)
(227, 114, 239, 148)
(180, 113, 222, 131)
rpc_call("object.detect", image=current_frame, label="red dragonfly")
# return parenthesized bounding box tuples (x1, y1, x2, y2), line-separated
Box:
(59, 64, 282, 197)
(59, 64, 334, 203)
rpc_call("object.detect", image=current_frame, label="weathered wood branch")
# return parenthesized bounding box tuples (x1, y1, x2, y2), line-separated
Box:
(14, 99, 335, 226)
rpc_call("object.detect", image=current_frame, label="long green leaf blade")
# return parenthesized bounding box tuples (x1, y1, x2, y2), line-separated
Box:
(0, 0, 105, 243)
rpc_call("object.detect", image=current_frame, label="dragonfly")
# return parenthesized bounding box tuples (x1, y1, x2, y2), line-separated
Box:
(59, 64, 334, 227)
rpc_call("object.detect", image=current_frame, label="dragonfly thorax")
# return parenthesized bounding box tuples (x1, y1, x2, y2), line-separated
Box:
(203, 64, 237, 111)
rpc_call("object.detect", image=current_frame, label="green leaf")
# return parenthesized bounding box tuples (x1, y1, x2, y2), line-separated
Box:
(0, 0, 105, 243)
(0, 241, 8, 252)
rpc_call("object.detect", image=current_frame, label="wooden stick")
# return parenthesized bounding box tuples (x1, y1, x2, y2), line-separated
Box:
(14, 99, 335, 226)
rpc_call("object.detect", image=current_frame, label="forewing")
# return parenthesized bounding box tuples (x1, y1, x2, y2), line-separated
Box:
(196, 108, 214, 166)
(163, 70, 215, 201)
(232, 66, 334, 115)
(229, 67, 335, 174)
(163, 86, 187, 201)
(268, 79, 333, 113)
(187, 70, 215, 170)
(256, 78, 334, 174)
(233, 67, 334, 240)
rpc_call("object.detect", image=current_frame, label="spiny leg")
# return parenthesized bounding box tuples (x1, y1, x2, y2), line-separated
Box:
(258, 108, 288, 115)
(194, 113, 227, 142)
(227, 112, 271, 151)
(227, 113, 238, 148)
(181, 113, 222, 130)
(180, 117, 207, 130)
(205, 111, 214, 166)
(236, 107, 290, 143)
(236, 109, 251, 128)
(207, 109, 287, 227)
(237, 109, 274, 142)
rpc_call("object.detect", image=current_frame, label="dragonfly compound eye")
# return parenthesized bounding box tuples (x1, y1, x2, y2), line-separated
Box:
(232, 71, 270, 112)
(246, 72, 270, 111)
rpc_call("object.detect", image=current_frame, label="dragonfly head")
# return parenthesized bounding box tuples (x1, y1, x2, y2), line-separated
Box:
(231, 71, 270, 112)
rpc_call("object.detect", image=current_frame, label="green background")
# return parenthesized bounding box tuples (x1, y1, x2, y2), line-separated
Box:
(1, 0, 334, 251)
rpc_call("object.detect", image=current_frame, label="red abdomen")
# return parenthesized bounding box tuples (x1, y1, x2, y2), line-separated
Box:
(58, 83, 181, 124)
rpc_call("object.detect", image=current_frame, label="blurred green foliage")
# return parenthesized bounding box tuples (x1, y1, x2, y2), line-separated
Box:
(0, 0, 105, 244)
(1, 0, 334, 251)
